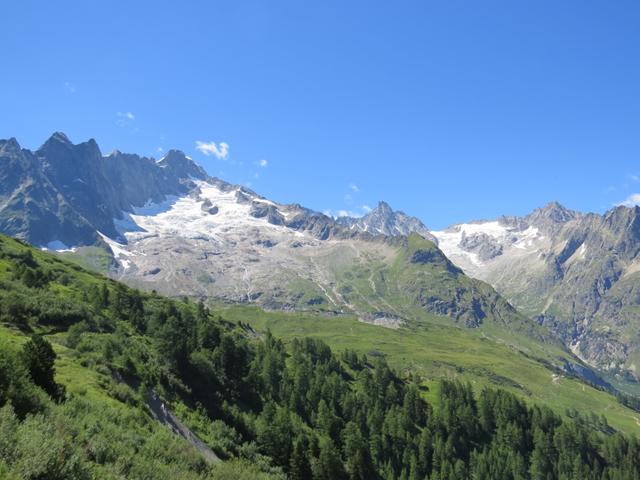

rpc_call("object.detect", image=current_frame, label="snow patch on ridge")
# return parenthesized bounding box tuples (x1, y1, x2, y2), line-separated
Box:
(102, 180, 308, 271)
(432, 221, 545, 275)
(431, 228, 485, 267)
(41, 240, 76, 253)
(98, 232, 133, 270)
(121, 182, 292, 241)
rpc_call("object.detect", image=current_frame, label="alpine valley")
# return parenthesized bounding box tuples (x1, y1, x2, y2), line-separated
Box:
(3, 133, 640, 478)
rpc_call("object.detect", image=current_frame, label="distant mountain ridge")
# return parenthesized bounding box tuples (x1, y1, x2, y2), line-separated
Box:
(428, 202, 640, 379)
(337, 201, 436, 242)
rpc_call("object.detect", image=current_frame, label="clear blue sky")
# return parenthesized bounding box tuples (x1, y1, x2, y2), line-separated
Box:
(1, 1, 639, 228)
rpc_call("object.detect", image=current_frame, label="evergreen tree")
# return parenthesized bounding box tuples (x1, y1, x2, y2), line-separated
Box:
(20, 335, 64, 401)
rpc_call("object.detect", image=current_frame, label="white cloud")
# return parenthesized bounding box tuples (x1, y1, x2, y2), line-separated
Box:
(344, 193, 353, 202)
(362, 204, 372, 212)
(618, 193, 640, 207)
(64, 81, 76, 94)
(631, 175, 640, 182)
(324, 208, 367, 219)
(258, 159, 268, 167)
(349, 183, 360, 193)
(195, 140, 230, 160)
(116, 111, 136, 127)
(337, 209, 363, 218)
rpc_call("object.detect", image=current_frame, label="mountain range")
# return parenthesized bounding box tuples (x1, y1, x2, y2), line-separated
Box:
(345, 199, 640, 383)
(3, 133, 640, 390)
(0, 133, 532, 333)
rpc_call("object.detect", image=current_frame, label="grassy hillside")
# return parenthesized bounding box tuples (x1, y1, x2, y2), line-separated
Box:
(218, 305, 640, 435)
(2, 234, 640, 479)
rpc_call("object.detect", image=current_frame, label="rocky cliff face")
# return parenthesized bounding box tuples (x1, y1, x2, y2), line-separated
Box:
(0, 133, 210, 246)
(432, 202, 640, 378)
(337, 201, 436, 242)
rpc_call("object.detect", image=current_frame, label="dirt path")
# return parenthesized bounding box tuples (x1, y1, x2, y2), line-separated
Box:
(113, 372, 219, 464)
(144, 390, 220, 464)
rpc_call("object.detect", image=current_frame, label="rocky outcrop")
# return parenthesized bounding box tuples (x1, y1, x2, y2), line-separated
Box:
(249, 202, 285, 225)
(0, 133, 209, 246)
(338, 201, 437, 242)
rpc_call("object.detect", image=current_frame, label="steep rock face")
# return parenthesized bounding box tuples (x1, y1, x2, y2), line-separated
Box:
(37, 133, 122, 239)
(0, 134, 207, 246)
(433, 202, 640, 376)
(0, 136, 97, 246)
(338, 201, 436, 242)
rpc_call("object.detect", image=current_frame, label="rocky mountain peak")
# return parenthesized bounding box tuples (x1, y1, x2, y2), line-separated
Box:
(38, 131, 75, 152)
(49, 131, 72, 144)
(373, 200, 393, 214)
(531, 201, 575, 220)
(0, 137, 21, 156)
(157, 149, 207, 180)
(525, 201, 578, 233)
(602, 204, 640, 237)
(337, 200, 435, 242)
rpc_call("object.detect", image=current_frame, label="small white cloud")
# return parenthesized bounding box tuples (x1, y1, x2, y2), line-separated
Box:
(64, 81, 76, 94)
(337, 209, 364, 218)
(618, 193, 640, 207)
(258, 159, 268, 167)
(324, 209, 364, 218)
(195, 140, 229, 160)
(631, 175, 640, 182)
(325, 205, 370, 219)
(116, 111, 136, 127)
(344, 193, 353, 202)
(349, 183, 360, 193)
(156, 147, 164, 153)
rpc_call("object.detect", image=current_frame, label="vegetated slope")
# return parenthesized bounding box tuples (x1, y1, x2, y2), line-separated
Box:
(2, 236, 640, 479)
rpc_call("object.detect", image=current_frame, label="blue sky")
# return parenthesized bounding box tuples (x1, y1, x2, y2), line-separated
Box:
(1, 1, 639, 228)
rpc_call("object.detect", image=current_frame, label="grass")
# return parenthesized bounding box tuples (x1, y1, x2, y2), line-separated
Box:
(58, 246, 114, 274)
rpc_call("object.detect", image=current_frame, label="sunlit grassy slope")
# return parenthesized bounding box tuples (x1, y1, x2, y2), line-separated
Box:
(218, 305, 640, 435)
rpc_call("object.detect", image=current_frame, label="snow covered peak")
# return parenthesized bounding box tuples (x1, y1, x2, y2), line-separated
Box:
(522, 201, 579, 236)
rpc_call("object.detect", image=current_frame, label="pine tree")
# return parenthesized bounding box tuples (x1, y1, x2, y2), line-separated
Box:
(290, 435, 312, 480)
(20, 335, 64, 400)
